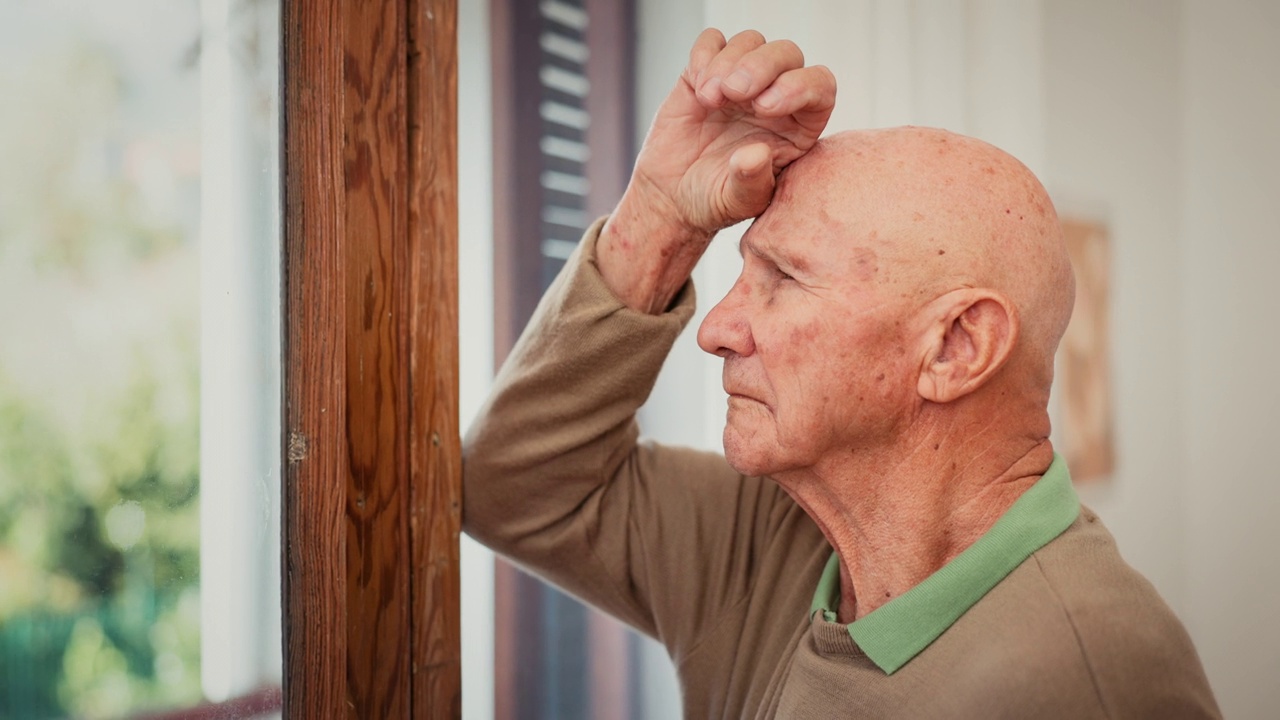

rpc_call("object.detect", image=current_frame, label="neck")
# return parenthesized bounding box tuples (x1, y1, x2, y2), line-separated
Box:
(778, 415, 1055, 623)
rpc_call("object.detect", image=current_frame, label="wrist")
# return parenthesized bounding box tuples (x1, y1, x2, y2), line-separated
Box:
(604, 187, 713, 257)
(597, 189, 714, 315)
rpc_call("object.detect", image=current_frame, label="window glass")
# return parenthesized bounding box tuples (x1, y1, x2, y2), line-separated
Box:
(0, 1, 281, 717)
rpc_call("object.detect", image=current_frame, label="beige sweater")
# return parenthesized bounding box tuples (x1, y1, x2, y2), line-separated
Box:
(463, 223, 1221, 719)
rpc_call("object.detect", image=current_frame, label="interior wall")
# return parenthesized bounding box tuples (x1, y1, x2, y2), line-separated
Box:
(458, 0, 496, 716)
(1041, 0, 1188, 616)
(1180, 0, 1280, 716)
(1046, 1, 1280, 714)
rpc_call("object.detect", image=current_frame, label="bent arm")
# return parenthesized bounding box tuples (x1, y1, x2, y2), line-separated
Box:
(465, 25, 834, 651)
(463, 220, 785, 652)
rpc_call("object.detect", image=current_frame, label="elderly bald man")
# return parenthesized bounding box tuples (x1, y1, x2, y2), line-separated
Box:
(465, 29, 1219, 719)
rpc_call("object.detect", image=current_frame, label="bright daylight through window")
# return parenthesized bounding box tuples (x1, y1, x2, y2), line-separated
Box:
(0, 1, 281, 717)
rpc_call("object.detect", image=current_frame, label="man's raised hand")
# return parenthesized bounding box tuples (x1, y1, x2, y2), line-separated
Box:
(639, 28, 837, 233)
(598, 29, 836, 313)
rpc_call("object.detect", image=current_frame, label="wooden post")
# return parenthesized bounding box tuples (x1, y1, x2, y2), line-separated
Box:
(281, 0, 461, 716)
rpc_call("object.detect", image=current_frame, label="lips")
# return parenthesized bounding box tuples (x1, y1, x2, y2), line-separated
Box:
(723, 375, 767, 405)
(725, 392, 769, 411)
(722, 361, 769, 408)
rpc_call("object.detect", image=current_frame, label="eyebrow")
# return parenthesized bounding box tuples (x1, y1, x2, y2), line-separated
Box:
(741, 237, 810, 275)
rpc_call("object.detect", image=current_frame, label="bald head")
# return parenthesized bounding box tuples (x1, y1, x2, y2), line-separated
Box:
(767, 127, 1075, 395)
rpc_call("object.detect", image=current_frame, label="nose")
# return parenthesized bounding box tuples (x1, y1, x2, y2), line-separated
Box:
(697, 279, 756, 358)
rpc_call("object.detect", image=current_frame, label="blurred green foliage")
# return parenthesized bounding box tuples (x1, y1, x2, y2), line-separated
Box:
(0, 346, 204, 718)
(0, 22, 204, 720)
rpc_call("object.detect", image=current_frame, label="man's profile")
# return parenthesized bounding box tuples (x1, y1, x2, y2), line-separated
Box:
(464, 28, 1219, 718)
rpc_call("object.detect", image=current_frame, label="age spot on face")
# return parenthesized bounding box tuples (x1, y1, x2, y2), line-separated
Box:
(850, 246, 878, 282)
(788, 321, 822, 347)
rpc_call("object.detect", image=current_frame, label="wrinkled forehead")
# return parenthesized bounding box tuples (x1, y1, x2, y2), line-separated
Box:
(743, 180, 890, 289)
(756, 128, 1053, 249)
(744, 128, 1061, 301)
(747, 146, 893, 259)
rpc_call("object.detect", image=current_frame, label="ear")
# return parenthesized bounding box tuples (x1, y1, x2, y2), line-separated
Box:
(916, 289, 1019, 403)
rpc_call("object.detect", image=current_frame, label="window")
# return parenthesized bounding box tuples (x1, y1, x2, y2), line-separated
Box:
(0, 0, 282, 716)
(1, 1, 464, 716)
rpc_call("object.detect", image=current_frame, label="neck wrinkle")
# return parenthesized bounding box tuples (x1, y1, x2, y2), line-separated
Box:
(776, 431, 1054, 624)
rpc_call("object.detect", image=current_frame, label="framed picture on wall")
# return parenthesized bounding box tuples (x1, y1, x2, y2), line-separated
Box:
(1060, 217, 1115, 483)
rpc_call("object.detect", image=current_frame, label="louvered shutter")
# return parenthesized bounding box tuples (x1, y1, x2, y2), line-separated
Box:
(491, 0, 638, 718)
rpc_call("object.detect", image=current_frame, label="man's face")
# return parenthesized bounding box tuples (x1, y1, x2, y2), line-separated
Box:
(696, 187, 922, 478)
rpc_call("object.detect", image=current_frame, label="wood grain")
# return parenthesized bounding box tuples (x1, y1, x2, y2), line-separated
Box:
(408, 0, 463, 715)
(282, 0, 348, 715)
(342, 0, 411, 716)
(283, 0, 460, 716)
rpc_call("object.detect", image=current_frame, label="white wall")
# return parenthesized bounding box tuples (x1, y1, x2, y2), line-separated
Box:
(1045, 2, 1280, 715)
(458, 0, 495, 716)
(1181, 1, 1280, 716)
(1042, 0, 1188, 618)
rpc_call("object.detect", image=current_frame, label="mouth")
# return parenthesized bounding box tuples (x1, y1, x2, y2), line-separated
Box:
(726, 393, 768, 409)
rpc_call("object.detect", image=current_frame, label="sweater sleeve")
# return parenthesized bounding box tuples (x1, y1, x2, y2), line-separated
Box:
(463, 218, 789, 659)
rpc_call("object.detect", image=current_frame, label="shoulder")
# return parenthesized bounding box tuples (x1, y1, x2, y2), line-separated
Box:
(1014, 508, 1221, 718)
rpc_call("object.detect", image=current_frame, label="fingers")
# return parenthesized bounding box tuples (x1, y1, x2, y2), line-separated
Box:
(716, 39, 805, 105)
(751, 65, 837, 132)
(691, 30, 798, 107)
(693, 30, 770, 106)
(684, 28, 727, 86)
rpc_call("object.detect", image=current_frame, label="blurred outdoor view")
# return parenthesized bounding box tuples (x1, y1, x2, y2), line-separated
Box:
(0, 1, 281, 718)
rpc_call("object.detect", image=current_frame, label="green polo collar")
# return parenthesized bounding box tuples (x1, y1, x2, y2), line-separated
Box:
(808, 454, 1080, 674)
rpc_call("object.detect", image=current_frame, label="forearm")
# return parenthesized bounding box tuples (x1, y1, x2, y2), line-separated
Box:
(462, 219, 695, 553)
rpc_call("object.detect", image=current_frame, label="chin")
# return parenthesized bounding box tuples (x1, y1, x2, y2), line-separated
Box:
(722, 429, 777, 478)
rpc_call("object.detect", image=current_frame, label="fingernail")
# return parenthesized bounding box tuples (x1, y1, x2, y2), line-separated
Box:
(756, 87, 781, 109)
(699, 76, 723, 104)
(723, 70, 752, 95)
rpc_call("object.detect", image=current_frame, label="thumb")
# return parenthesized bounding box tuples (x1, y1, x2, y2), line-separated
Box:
(723, 143, 776, 220)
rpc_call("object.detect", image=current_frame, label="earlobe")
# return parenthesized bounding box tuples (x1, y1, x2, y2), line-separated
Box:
(916, 290, 1017, 403)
